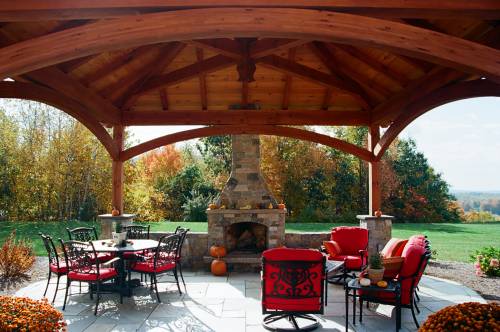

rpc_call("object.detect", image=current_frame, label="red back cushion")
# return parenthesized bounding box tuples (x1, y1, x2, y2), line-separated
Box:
(398, 244, 427, 304)
(331, 227, 368, 255)
(323, 240, 342, 256)
(381, 238, 408, 258)
(408, 235, 426, 248)
(262, 248, 324, 312)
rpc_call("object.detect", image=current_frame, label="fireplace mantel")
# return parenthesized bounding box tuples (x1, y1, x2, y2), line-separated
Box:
(207, 209, 286, 215)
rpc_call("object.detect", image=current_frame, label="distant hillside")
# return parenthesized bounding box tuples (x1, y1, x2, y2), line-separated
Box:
(452, 190, 500, 213)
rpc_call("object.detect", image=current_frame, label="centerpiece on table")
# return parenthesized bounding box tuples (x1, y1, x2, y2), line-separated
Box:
(112, 223, 127, 247)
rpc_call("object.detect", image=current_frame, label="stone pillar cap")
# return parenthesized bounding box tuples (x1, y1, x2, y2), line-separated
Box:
(356, 214, 394, 220)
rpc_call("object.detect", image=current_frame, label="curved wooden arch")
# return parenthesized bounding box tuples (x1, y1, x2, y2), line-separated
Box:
(374, 79, 500, 161)
(0, 8, 499, 80)
(120, 125, 373, 162)
(0, 81, 119, 160)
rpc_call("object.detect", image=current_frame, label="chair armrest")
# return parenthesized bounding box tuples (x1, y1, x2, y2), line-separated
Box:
(101, 257, 120, 266)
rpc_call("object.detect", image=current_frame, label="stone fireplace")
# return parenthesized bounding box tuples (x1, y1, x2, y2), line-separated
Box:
(207, 134, 285, 263)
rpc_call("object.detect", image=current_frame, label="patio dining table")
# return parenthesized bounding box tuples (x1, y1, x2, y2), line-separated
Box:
(88, 239, 160, 297)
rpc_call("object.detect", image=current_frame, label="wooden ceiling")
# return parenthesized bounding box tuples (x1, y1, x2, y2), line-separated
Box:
(0, 1, 499, 161)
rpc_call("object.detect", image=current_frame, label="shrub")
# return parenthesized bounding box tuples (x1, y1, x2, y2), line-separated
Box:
(182, 190, 213, 222)
(471, 246, 500, 277)
(419, 302, 499, 332)
(0, 296, 66, 331)
(0, 231, 35, 281)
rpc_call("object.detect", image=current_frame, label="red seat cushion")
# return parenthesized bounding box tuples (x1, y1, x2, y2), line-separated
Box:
(262, 248, 324, 313)
(130, 261, 176, 273)
(331, 227, 368, 256)
(50, 262, 68, 274)
(381, 238, 408, 258)
(408, 235, 426, 248)
(68, 268, 118, 281)
(329, 254, 365, 270)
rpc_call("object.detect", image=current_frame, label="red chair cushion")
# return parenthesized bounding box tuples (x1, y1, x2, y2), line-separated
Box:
(331, 227, 368, 256)
(68, 268, 117, 281)
(381, 238, 408, 258)
(328, 254, 365, 270)
(408, 235, 426, 248)
(50, 262, 68, 274)
(262, 248, 324, 313)
(323, 240, 342, 256)
(130, 261, 176, 273)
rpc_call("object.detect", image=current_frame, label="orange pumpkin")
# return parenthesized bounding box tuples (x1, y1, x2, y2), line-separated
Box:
(210, 245, 227, 258)
(278, 203, 286, 210)
(111, 208, 120, 216)
(211, 259, 227, 276)
(374, 210, 383, 218)
(208, 203, 217, 210)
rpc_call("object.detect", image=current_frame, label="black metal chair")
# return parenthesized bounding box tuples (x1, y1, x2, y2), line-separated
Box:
(174, 226, 190, 291)
(39, 233, 68, 304)
(128, 233, 182, 302)
(60, 239, 120, 315)
(124, 224, 150, 240)
(66, 226, 98, 242)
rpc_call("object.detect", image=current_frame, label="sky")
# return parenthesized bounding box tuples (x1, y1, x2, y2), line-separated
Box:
(129, 97, 500, 192)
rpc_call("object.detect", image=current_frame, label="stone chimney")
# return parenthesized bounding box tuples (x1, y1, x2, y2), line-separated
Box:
(217, 135, 277, 209)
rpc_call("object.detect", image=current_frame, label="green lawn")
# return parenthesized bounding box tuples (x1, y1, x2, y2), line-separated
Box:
(1, 221, 498, 263)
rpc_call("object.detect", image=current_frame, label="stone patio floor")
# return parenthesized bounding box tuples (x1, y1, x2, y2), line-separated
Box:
(15, 271, 486, 332)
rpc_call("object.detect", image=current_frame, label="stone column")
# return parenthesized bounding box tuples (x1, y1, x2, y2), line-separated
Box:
(358, 214, 394, 256)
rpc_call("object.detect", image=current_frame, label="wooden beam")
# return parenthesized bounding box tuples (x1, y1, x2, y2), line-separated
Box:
(281, 48, 296, 110)
(58, 54, 97, 73)
(120, 125, 373, 162)
(374, 79, 500, 160)
(258, 54, 370, 109)
(159, 88, 169, 111)
(0, 81, 118, 159)
(368, 125, 381, 214)
(112, 125, 125, 213)
(250, 39, 309, 58)
(1, 1, 499, 20)
(2, 9, 498, 81)
(117, 42, 186, 108)
(25, 67, 121, 125)
(135, 54, 235, 95)
(122, 109, 369, 126)
(196, 48, 208, 110)
(187, 39, 242, 59)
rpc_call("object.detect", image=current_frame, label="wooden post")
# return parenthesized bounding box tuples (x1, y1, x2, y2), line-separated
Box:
(112, 125, 124, 213)
(368, 125, 381, 215)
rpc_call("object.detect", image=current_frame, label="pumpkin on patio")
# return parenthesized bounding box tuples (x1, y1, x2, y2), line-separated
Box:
(210, 245, 227, 258)
(208, 203, 217, 210)
(419, 302, 499, 332)
(277, 203, 286, 210)
(211, 259, 227, 276)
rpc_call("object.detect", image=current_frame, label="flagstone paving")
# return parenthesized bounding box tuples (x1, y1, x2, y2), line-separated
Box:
(16, 272, 486, 332)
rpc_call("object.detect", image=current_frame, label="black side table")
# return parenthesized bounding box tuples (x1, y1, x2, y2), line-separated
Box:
(344, 278, 401, 332)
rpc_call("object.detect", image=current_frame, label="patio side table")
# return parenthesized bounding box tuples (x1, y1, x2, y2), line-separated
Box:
(345, 278, 401, 332)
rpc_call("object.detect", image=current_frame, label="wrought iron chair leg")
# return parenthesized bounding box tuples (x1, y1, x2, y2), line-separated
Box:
(62, 280, 70, 311)
(94, 282, 100, 316)
(43, 270, 52, 297)
(52, 274, 61, 304)
(414, 298, 420, 313)
(173, 267, 182, 295)
(415, 289, 421, 302)
(178, 263, 186, 291)
(289, 315, 300, 330)
(153, 274, 161, 303)
(410, 302, 420, 328)
(359, 299, 363, 323)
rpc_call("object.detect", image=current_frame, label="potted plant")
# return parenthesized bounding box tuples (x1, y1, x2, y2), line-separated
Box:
(367, 252, 385, 284)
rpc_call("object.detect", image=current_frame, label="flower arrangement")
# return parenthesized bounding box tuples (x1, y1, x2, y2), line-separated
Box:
(471, 246, 500, 277)
(419, 302, 499, 332)
(0, 231, 35, 281)
(0, 296, 66, 331)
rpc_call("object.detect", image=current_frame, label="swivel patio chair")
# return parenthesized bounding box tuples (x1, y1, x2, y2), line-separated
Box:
(357, 242, 431, 329)
(60, 239, 120, 315)
(323, 226, 368, 282)
(261, 248, 326, 331)
(39, 233, 68, 304)
(128, 233, 182, 302)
